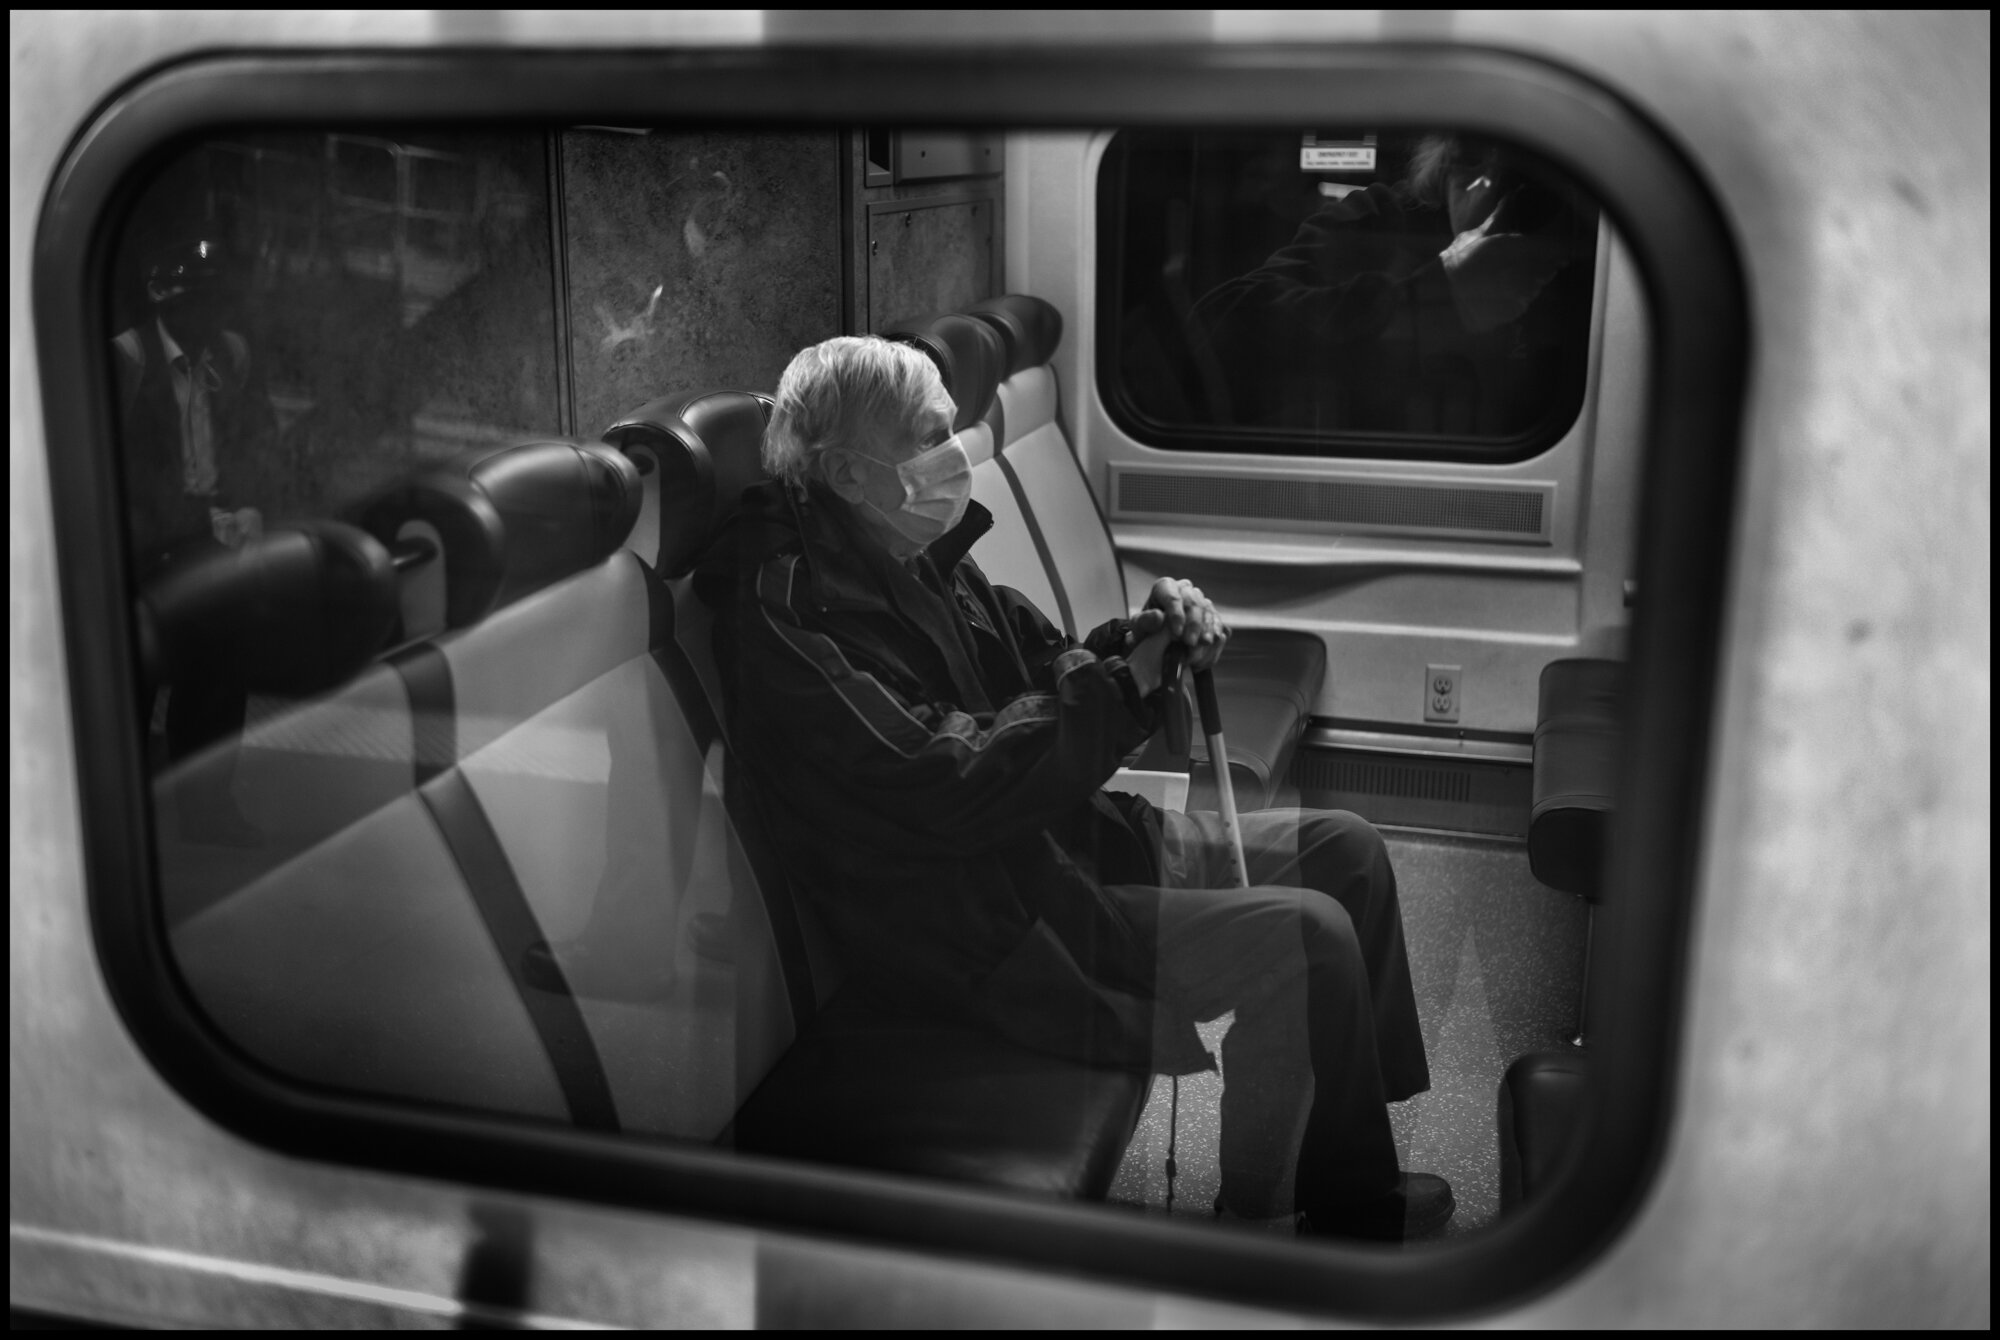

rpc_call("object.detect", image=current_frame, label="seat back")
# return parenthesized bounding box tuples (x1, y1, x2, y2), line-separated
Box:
(147, 520, 405, 924)
(169, 438, 800, 1140)
(603, 391, 847, 1015)
(966, 296, 1132, 633)
(879, 310, 1007, 438)
(966, 421, 1065, 624)
(1529, 658, 1622, 900)
(606, 390, 775, 577)
(158, 503, 579, 1125)
(350, 438, 644, 633)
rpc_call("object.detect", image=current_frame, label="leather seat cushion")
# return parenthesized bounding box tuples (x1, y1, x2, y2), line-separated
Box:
(1497, 1049, 1592, 1212)
(138, 519, 399, 698)
(352, 439, 641, 627)
(1128, 628, 1326, 810)
(967, 294, 1063, 377)
(1529, 658, 1622, 898)
(881, 313, 1006, 434)
(732, 984, 1150, 1199)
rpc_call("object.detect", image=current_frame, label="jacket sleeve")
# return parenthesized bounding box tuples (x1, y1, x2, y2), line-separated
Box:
(735, 555, 1157, 858)
(988, 579, 1074, 683)
(987, 580, 1143, 693)
(1195, 197, 1456, 351)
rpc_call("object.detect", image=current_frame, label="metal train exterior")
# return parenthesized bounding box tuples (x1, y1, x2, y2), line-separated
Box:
(10, 10, 1988, 1328)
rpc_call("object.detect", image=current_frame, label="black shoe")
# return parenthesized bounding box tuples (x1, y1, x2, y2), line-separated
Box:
(520, 939, 675, 1003)
(1298, 1173, 1455, 1243)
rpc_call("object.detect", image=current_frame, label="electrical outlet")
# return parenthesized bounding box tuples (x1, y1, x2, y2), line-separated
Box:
(1424, 664, 1461, 723)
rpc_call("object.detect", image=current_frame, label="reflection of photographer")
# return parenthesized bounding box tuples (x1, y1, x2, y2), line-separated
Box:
(113, 234, 278, 843)
(1437, 169, 1572, 333)
(112, 235, 281, 568)
(1193, 133, 1592, 435)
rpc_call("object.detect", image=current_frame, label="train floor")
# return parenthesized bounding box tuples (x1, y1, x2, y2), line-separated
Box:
(1104, 829, 1589, 1240)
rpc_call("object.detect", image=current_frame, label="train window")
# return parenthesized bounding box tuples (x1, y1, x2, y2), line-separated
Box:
(38, 48, 1748, 1323)
(1100, 129, 1599, 461)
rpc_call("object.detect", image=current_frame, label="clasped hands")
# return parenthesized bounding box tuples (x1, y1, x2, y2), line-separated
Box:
(1125, 577, 1227, 698)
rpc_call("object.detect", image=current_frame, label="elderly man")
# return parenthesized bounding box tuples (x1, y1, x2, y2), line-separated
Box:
(698, 335, 1450, 1240)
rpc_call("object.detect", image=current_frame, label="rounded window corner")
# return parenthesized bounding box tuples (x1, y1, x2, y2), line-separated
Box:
(40, 41, 1746, 1325)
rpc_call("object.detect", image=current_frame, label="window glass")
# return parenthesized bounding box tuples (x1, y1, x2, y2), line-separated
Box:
(115, 121, 1603, 1255)
(112, 132, 561, 570)
(1102, 129, 1599, 458)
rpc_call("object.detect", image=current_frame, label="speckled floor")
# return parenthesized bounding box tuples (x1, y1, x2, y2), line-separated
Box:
(1104, 830, 1588, 1240)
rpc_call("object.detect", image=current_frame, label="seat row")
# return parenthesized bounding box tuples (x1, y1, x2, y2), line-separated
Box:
(144, 308, 1156, 1193)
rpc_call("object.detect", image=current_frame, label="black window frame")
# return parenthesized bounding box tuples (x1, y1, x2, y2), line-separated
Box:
(34, 44, 1748, 1322)
(1094, 126, 1602, 463)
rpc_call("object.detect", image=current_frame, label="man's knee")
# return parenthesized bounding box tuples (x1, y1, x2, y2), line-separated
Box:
(1303, 809, 1387, 861)
(1293, 888, 1363, 967)
(1298, 809, 1393, 891)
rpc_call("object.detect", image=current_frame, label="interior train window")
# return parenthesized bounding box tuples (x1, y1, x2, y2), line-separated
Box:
(1100, 129, 1600, 461)
(118, 112, 1616, 1246)
(39, 48, 1746, 1323)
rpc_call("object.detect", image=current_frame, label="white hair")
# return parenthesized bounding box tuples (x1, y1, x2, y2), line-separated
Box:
(764, 336, 956, 485)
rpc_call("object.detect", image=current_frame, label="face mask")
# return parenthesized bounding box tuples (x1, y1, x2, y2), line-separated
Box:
(847, 434, 973, 548)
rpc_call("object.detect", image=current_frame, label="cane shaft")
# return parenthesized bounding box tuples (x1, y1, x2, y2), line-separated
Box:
(1193, 669, 1251, 889)
(1159, 643, 1189, 758)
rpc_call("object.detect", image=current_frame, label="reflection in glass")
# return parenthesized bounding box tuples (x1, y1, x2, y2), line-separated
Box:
(1110, 128, 1598, 447)
(112, 130, 562, 554)
(111, 122, 1613, 1248)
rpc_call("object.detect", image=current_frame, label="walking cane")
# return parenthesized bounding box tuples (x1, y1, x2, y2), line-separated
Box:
(1156, 640, 1252, 1219)
(1159, 643, 1251, 890)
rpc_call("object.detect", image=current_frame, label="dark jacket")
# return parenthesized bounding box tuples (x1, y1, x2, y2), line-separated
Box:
(696, 479, 1209, 1074)
(1193, 182, 1583, 437)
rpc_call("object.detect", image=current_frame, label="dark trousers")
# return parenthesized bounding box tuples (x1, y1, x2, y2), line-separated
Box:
(1127, 808, 1427, 1217)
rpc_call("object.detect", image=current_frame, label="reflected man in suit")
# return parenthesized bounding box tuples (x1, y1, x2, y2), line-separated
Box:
(113, 236, 281, 567)
(113, 235, 281, 843)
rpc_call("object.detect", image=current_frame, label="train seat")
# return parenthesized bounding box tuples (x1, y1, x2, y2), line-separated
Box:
(1497, 1048, 1592, 1211)
(1498, 658, 1621, 1210)
(962, 295, 1327, 810)
(145, 520, 404, 925)
(1528, 659, 1622, 898)
(354, 438, 796, 1138)
(167, 440, 800, 1138)
(603, 390, 1150, 1198)
(158, 512, 585, 1123)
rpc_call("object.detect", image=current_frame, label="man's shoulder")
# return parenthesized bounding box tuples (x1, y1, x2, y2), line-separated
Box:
(695, 496, 806, 611)
(748, 544, 809, 609)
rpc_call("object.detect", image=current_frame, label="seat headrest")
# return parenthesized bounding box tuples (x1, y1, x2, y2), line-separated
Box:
(604, 390, 773, 577)
(879, 312, 1005, 433)
(136, 520, 399, 696)
(350, 439, 640, 628)
(967, 295, 1063, 377)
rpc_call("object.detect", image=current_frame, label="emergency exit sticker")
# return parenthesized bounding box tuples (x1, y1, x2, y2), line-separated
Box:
(1301, 134, 1377, 173)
